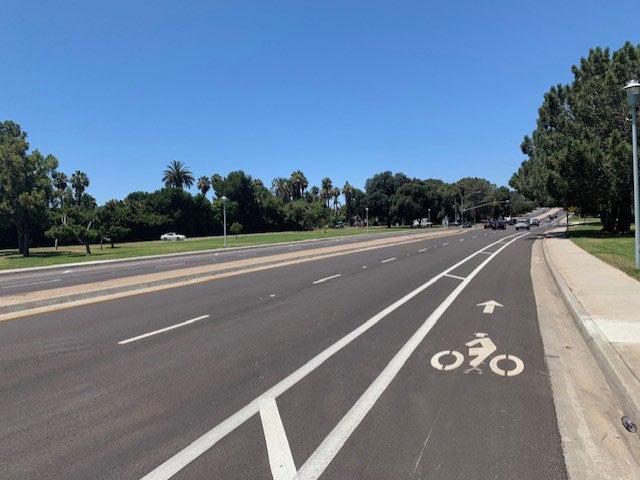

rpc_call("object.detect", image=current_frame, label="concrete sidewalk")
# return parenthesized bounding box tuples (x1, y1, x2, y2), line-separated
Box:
(543, 230, 640, 440)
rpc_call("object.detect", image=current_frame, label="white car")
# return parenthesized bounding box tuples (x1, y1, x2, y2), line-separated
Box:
(160, 232, 186, 241)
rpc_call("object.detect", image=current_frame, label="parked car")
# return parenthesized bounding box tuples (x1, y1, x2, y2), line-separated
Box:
(160, 232, 186, 241)
(531, 218, 540, 227)
(515, 219, 530, 231)
(494, 220, 506, 230)
(462, 221, 473, 228)
(333, 221, 345, 229)
(484, 220, 495, 229)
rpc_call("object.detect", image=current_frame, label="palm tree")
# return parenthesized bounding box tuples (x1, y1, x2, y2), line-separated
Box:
(70, 170, 89, 205)
(321, 177, 333, 208)
(331, 186, 341, 216)
(52, 171, 68, 192)
(271, 177, 291, 201)
(197, 176, 211, 197)
(342, 181, 354, 225)
(289, 170, 308, 200)
(162, 160, 195, 189)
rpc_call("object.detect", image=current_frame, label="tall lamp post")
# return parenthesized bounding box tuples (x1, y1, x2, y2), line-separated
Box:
(221, 195, 228, 248)
(365, 207, 369, 234)
(428, 208, 431, 227)
(624, 79, 640, 269)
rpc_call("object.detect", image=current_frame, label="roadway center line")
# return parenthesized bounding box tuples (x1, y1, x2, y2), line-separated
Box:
(296, 232, 527, 480)
(2, 278, 62, 289)
(259, 398, 297, 480)
(312, 274, 342, 284)
(381, 257, 396, 263)
(117, 315, 210, 345)
(138, 232, 523, 480)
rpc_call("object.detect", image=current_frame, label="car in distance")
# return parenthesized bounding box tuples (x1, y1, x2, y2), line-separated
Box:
(515, 219, 530, 231)
(494, 220, 506, 230)
(484, 220, 495, 229)
(531, 218, 540, 227)
(160, 232, 186, 241)
(462, 221, 473, 228)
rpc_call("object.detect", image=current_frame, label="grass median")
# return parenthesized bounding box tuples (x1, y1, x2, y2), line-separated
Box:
(568, 222, 639, 281)
(0, 226, 435, 270)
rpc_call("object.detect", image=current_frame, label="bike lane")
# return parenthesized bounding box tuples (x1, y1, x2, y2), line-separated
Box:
(317, 234, 567, 479)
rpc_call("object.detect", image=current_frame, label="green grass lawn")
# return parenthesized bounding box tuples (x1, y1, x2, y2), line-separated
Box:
(568, 222, 639, 281)
(0, 226, 435, 270)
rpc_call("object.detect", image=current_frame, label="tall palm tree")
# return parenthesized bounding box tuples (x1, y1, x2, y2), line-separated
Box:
(70, 170, 89, 205)
(331, 186, 341, 216)
(289, 170, 308, 200)
(52, 171, 68, 192)
(271, 177, 291, 201)
(197, 176, 211, 197)
(162, 160, 195, 189)
(342, 181, 354, 225)
(321, 177, 333, 208)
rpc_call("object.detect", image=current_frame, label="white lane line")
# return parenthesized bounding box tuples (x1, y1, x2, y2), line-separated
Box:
(296, 233, 526, 480)
(138, 232, 523, 480)
(2, 278, 62, 289)
(381, 257, 396, 263)
(479, 251, 492, 255)
(459, 239, 464, 242)
(418, 248, 428, 253)
(312, 274, 342, 284)
(441, 242, 449, 246)
(444, 273, 465, 280)
(63, 269, 73, 274)
(118, 315, 210, 345)
(259, 399, 297, 480)
(484, 233, 488, 236)
(155, 262, 186, 269)
(362, 266, 367, 269)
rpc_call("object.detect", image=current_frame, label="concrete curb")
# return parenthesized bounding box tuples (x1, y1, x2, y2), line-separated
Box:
(0, 228, 463, 317)
(541, 233, 640, 428)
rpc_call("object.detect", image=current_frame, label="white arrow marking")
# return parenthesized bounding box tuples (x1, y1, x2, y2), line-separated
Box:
(476, 300, 503, 314)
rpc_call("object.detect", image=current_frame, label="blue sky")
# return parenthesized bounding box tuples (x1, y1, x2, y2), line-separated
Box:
(2, 0, 638, 203)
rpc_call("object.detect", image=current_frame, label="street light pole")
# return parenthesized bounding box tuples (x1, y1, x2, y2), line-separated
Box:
(221, 195, 228, 248)
(365, 207, 369, 234)
(428, 208, 431, 227)
(624, 79, 640, 269)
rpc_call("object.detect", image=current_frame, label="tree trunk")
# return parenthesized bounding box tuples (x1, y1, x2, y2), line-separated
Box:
(17, 225, 23, 255)
(110, 239, 115, 248)
(615, 200, 632, 234)
(23, 233, 30, 257)
(84, 242, 91, 255)
(601, 207, 616, 233)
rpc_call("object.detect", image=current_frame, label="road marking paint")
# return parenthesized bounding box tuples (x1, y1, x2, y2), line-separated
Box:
(2, 278, 62, 289)
(418, 248, 428, 253)
(459, 239, 464, 242)
(472, 235, 477, 238)
(441, 242, 449, 246)
(312, 274, 342, 284)
(476, 300, 503, 314)
(259, 399, 297, 480)
(406, 253, 410, 256)
(118, 315, 210, 345)
(155, 263, 186, 269)
(296, 233, 526, 480)
(484, 233, 488, 236)
(269, 294, 277, 298)
(381, 257, 396, 263)
(138, 232, 524, 480)
(479, 251, 492, 255)
(444, 273, 466, 281)
(362, 266, 367, 269)
(63, 269, 73, 274)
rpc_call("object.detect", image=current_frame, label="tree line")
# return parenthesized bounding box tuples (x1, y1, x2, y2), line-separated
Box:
(510, 41, 640, 233)
(1, 120, 532, 256)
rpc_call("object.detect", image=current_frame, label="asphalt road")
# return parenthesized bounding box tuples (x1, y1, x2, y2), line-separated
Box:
(0, 228, 444, 297)
(0, 222, 566, 479)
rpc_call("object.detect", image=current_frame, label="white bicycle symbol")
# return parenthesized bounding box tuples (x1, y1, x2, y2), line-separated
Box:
(430, 332, 525, 377)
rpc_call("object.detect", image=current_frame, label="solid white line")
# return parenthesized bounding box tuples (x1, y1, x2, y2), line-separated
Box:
(2, 278, 61, 289)
(418, 248, 428, 253)
(381, 257, 396, 263)
(312, 274, 342, 284)
(441, 242, 449, 246)
(260, 398, 297, 480)
(138, 232, 522, 480)
(296, 233, 526, 480)
(117, 315, 210, 345)
(444, 273, 465, 280)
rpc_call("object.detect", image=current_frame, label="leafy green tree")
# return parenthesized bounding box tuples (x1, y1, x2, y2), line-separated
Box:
(321, 177, 333, 208)
(229, 222, 243, 238)
(46, 205, 99, 255)
(95, 200, 131, 248)
(0, 121, 58, 256)
(162, 160, 195, 189)
(271, 177, 291, 201)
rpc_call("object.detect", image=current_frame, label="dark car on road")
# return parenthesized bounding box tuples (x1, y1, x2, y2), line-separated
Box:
(462, 221, 473, 228)
(494, 220, 506, 230)
(484, 220, 495, 229)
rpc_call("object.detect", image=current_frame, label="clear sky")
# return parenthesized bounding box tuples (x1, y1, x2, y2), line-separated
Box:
(2, 0, 639, 203)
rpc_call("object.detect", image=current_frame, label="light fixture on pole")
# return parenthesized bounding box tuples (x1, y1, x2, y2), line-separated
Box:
(365, 207, 369, 234)
(623, 79, 640, 269)
(428, 208, 431, 227)
(221, 196, 228, 248)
